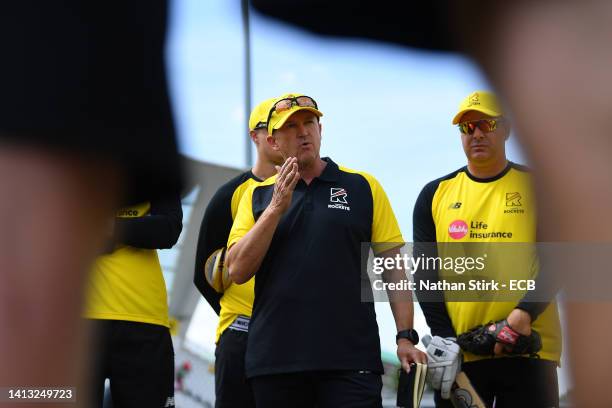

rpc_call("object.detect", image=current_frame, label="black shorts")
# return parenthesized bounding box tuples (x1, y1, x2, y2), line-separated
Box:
(89, 320, 175, 408)
(433, 357, 559, 408)
(250, 370, 382, 408)
(214, 329, 255, 408)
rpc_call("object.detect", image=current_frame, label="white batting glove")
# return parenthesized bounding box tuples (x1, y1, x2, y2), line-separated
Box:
(423, 335, 461, 400)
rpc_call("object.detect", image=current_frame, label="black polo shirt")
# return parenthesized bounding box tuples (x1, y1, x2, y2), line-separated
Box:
(228, 157, 403, 378)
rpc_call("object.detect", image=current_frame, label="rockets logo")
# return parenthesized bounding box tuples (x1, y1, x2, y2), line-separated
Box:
(328, 188, 350, 211)
(505, 192, 522, 207)
(330, 188, 348, 204)
(468, 92, 480, 106)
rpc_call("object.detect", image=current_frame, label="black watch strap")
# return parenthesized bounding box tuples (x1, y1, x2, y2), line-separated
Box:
(396, 329, 419, 345)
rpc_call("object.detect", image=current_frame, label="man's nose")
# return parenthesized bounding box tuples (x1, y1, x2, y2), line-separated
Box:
(296, 123, 308, 137)
(472, 126, 486, 140)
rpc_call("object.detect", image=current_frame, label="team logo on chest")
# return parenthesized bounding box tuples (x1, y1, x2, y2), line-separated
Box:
(504, 192, 525, 214)
(328, 188, 350, 211)
(505, 192, 522, 206)
(330, 188, 348, 203)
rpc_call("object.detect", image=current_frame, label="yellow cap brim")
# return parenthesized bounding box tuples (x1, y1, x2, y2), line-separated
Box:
(268, 106, 323, 134)
(452, 107, 503, 125)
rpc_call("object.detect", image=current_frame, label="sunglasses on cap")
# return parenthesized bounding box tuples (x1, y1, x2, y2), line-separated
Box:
(253, 121, 267, 130)
(266, 95, 318, 127)
(458, 118, 504, 135)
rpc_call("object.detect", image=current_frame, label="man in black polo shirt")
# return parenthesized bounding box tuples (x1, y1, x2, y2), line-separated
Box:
(226, 93, 425, 407)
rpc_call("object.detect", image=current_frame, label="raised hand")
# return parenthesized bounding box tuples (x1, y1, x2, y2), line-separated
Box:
(269, 157, 300, 214)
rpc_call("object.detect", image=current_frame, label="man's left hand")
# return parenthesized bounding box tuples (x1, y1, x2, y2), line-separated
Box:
(397, 339, 427, 372)
(494, 308, 532, 355)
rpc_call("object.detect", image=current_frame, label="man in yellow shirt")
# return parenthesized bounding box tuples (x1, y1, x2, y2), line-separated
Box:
(193, 97, 282, 407)
(85, 194, 182, 408)
(413, 91, 561, 407)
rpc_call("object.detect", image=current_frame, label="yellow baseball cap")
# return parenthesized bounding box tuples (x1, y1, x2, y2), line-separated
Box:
(267, 93, 323, 134)
(452, 91, 503, 124)
(248, 97, 276, 131)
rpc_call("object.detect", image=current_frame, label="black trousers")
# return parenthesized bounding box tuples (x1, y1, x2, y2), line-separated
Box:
(214, 329, 255, 408)
(434, 357, 559, 408)
(250, 370, 382, 408)
(89, 320, 175, 408)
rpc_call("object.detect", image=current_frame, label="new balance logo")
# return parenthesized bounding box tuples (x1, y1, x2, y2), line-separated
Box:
(449, 202, 462, 209)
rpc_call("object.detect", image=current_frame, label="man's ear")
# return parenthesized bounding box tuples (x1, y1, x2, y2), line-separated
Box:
(266, 133, 279, 151)
(249, 130, 258, 144)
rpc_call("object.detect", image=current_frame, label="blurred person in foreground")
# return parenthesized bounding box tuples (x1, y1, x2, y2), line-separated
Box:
(250, 2, 612, 405)
(193, 97, 283, 407)
(0, 2, 181, 405)
(226, 93, 426, 407)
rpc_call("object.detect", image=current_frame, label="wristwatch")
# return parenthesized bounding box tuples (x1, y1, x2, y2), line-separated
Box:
(396, 329, 419, 345)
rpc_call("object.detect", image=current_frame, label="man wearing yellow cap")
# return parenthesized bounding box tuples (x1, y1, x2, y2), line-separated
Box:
(226, 93, 426, 407)
(413, 91, 562, 407)
(193, 97, 283, 407)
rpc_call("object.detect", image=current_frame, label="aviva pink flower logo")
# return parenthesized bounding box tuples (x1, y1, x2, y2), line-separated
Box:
(448, 220, 468, 239)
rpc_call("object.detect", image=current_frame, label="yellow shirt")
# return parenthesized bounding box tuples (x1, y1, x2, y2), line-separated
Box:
(85, 202, 170, 327)
(215, 176, 260, 342)
(415, 164, 561, 363)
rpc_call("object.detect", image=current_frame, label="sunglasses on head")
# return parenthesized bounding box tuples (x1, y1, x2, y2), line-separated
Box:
(253, 121, 267, 130)
(458, 118, 504, 135)
(266, 95, 318, 127)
